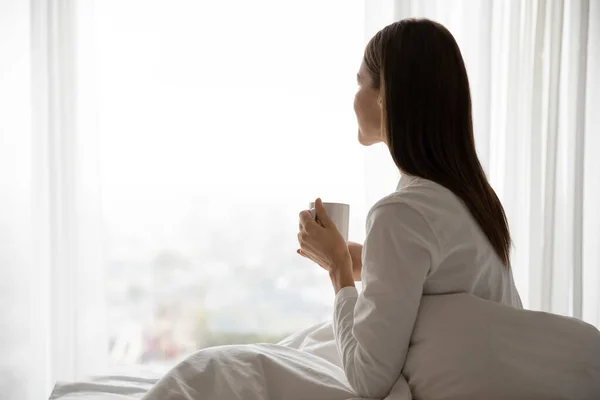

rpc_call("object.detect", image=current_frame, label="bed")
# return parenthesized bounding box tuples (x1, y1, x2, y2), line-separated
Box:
(50, 295, 600, 400)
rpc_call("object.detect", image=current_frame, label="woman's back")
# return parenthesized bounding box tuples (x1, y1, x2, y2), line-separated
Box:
(373, 174, 522, 308)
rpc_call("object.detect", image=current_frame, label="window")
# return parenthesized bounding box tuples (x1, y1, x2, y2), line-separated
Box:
(89, 0, 368, 366)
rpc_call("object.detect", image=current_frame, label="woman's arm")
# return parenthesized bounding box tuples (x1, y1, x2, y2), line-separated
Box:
(347, 241, 363, 281)
(333, 202, 437, 398)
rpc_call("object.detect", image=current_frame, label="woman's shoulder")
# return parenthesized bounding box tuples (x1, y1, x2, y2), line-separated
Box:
(368, 176, 458, 220)
(366, 176, 468, 259)
(365, 178, 444, 264)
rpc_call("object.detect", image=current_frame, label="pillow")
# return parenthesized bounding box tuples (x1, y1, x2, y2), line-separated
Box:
(403, 294, 600, 400)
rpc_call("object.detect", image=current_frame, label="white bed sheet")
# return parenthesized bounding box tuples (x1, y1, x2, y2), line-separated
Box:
(50, 365, 169, 400)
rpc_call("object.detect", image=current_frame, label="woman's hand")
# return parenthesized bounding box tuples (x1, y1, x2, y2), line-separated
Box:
(347, 241, 363, 281)
(297, 198, 354, 292)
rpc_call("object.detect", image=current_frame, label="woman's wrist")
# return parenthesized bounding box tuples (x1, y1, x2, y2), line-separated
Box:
(329, 255, 355, 293)
(348, 241, 363, 281)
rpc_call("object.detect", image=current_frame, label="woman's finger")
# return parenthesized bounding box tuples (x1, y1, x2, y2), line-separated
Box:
(297, 249, 307, 258)
(299, 210, 315, 228)
(298, 248, 322, 266)
(314, 198, 333, 228)
(300, 210, 322, 234)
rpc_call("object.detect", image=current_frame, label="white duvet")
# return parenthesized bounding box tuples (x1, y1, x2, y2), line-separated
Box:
(50, 322, 357, 400)
(139, 321, 363, 400)
(52, 294, 600, 400)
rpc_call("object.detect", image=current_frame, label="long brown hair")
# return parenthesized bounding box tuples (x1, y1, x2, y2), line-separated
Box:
(364, 18, 511, 267)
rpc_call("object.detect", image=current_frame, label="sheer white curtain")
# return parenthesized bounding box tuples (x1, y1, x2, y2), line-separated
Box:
(0, 2, 38, 397)
(365, 0, 600, 325)
(1, 1, 105, 399)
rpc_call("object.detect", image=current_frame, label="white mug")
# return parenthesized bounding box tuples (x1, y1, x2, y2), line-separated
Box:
(309, 201, 350, 242)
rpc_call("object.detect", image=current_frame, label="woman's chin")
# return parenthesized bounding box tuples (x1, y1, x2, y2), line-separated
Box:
(358, 132, 379, 146)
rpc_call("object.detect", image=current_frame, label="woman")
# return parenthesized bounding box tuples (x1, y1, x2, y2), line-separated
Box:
(297, 18, 521, 398)
(144, 18, 523, 400)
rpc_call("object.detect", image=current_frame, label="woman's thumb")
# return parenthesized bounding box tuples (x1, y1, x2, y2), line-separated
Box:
(314, 198, 332, 227)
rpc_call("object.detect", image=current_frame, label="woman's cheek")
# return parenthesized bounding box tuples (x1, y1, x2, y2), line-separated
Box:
(354, 92, 366, 123)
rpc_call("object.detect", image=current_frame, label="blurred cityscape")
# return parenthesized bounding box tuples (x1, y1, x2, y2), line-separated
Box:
(104, 196, 341, 365)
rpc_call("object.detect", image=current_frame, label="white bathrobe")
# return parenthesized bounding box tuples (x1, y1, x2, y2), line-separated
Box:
(333, 174, 522, 398)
